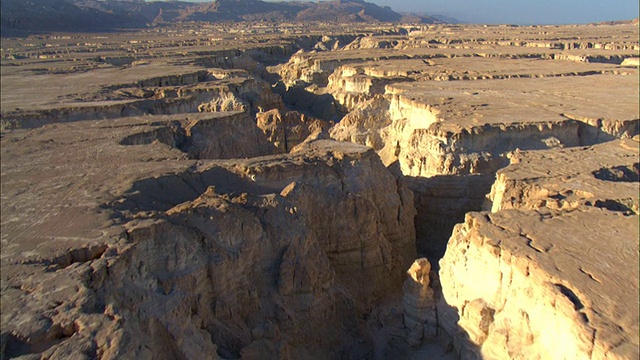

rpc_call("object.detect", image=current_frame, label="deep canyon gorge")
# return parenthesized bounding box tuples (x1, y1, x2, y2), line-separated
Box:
(1, 19, 639, 360)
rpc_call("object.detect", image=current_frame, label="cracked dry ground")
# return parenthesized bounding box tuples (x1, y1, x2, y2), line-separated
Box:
(1, 22, 638, 359)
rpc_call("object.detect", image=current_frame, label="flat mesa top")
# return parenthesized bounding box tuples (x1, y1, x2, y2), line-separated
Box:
(0, 113, 222, 264)
(488, 138, 639, 213)
(499, 138, 639, 182)
(0, 62, 207, 112)
(387, 74, 639, 128)
(341, 56, 636, 78)
(301, 46, 638, 62)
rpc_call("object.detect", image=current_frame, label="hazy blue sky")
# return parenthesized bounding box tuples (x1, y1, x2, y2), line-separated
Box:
(184, 0, 639, 24)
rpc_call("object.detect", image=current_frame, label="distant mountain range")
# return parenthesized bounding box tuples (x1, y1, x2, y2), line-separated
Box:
(1, 0, 446, 34)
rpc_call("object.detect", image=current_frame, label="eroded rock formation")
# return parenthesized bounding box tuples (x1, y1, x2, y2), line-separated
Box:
(327, 62, 638, 259)
(1, 112, 416, 358)
(403, 258, 437, 348)
(256, 109, 332, 153)
(485, 139, 639, 214)
(1, 20, 639, 360)
(439, 139, 639, 359)
(440, 207, 639, 359)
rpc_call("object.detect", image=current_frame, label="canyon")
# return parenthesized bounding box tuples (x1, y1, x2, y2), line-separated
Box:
(1, 20, 638, 359)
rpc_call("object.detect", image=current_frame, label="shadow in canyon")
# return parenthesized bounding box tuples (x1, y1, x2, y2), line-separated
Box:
(405, 173, 495, 264)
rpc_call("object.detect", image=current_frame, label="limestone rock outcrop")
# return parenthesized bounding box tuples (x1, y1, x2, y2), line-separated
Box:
(326, 65, 410, 112)
(438, 139, 640, 359)
(256, 109, 333, 153)
(621, 57, 639, 67)
(330, 70, 638, 259)
(383, 75, 639, 177)
(1, 74, 283, 130)
(439, 208, 639, 359)
(485, 139, 639, 214)
(403, 258, 438, 348)
(329, 95, 391, 152)
(0, 112, 416, 359)
(120, 111, 277, 159)
(324, 56, 639, 178)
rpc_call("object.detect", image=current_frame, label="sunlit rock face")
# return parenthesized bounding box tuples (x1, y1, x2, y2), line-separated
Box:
(484, 139, 639, 215)
(439, 208, 639, 360)
(439, 139, 640, 359)
(256, 108, 332, 153)
(403, 258, 437, 347)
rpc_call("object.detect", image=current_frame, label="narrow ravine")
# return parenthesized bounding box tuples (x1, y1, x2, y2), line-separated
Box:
(1, 23, 638, 360)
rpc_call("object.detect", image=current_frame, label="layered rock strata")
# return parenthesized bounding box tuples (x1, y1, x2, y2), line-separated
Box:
(485, 139, 639, 214)
(439, 139, 640, 359)
(317, 38, 640, 359)
(439, 208, 639, 359)
(256, 109, 332, 153)
(2, 21, 639, 360)
(329, 94, 391, 151)
(331, 73, 638, 258)
(120, 111, 277, 159)
(1, 112, 416, 359)
(403, 258, 438, 348)
(383, 75, 639, 177)
(1, 75, 283, 130)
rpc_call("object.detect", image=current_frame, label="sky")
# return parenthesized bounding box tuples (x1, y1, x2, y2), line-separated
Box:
(184, 0, 640, 25)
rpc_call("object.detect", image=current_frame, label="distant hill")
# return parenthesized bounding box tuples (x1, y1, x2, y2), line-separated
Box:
(1, 0, 142, 33)
(1, 0, 443, 35)
(400, 13, 453, 24)
(596, 18, 639, 26)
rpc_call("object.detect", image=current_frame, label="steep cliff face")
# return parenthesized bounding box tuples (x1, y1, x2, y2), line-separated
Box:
(317, 48, 640, 359)
(439, 208, 639, 360)
(256, 109, 333, 153)
(277, 52, 337, 87)
(403, 258, 438, 347)
(330, 95, 391, 152)
(99, 189, 361, 359)
(120, 111, 277, 159)
(383, 76, 639, 177)
(323, 56, 639, 177)
(1, 75, 283, 130)
(438, 139, 640, 359)
(327, 65, 410, 113)
(329, 73, 639, 259)
(275, 48, 414, 90)
(3, 22, 640, 360)
(395, 120, 580, 177)
(105, 140, 417, 358)
(0, 115, 417, 359)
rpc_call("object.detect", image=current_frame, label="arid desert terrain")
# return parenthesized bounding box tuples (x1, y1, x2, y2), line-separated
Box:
(1, 16, 639, 360)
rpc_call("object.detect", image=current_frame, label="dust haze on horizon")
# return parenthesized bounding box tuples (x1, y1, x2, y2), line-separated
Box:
(181, 0, 640, 25)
